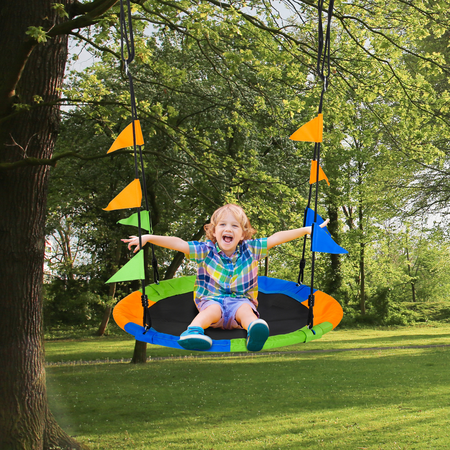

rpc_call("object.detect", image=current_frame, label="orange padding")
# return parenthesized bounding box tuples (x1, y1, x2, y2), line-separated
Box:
(301, 290, 343, 329)
(114, 288, 343, 332)
(113, 291, 155, 330)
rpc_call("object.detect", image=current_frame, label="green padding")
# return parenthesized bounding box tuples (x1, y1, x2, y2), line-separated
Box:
(313, 322, 333, 337)
(229, 322, 334, 352)
(230, 338, 247, 353)
(302, 327, 316, 343)
(145, 276, 196, 302)
(264, 328, 308, 349)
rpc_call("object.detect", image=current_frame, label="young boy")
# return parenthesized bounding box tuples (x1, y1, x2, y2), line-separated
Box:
(122, 204, 328, 352)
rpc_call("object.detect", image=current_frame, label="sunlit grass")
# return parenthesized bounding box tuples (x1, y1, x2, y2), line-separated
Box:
(44, 322, 450, 363)
(46, 324, 450, 449)
(47, 347, 450, 449)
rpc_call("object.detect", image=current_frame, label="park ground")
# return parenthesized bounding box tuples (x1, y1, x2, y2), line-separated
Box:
(45, 322, 450, 449)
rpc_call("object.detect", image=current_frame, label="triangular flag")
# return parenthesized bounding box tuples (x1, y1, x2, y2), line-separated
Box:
(290, 114, 323, 142)
(107, 120, 144, 154)
(118, 210, 152, 232)
(106, 250, 145, 283)
(103, 179, 142, 211)
(311, 223, 348, 254)
(309, 160, 330, 186)
(304, 208, 330, 236)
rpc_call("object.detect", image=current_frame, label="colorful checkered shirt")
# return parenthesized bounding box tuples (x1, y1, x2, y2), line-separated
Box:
(187, 238, 268, 307)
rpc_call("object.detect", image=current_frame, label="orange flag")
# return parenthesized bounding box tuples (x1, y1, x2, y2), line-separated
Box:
(107, 120, 144, 154)
(310, 160, 330, 186)
(103, 179, 142, 211)
(290, 114, 323, 142)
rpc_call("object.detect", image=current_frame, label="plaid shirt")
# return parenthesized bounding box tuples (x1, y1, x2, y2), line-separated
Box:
(187, 238, 268, 307)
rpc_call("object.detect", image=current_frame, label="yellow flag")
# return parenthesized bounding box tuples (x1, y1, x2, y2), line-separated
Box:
(107, 120, 144, 154)
(103, 179, 142, 211)
(289, 114, 323, 143)
(310, 160, 330, 186)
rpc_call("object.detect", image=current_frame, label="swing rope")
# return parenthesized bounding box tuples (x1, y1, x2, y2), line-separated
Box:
(296, 0, 335, 328)
(119, 0, 159, 331)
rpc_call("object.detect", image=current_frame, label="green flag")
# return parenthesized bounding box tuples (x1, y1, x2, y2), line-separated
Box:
(117, 210, 151, 232)
(106, 250, 145, 283)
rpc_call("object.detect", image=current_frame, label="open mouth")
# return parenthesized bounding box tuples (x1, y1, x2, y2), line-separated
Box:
(223, 235, 233, 244)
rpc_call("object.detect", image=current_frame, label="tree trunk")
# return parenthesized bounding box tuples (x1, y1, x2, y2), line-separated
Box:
(359, 242, 366, 315)
(131, 340, 148, 364)
(0, 1, 86, 448)
(359, 208, 366, 315)
(325, 204, 342, 297)
(405, 246, 416, 303)
(97, 241, 121, 336)
(97, 306, 114, 336)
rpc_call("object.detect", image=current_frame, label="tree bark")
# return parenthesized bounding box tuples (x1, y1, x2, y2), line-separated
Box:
(358, 200, 366, 315)
(97, 241, 122, 336)
(131, 340, 148, 364)
(325, 204, 342, 297)
(0, 1, 113, 448)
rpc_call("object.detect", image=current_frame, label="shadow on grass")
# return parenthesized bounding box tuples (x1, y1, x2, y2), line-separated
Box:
(47, 346, 450, 449)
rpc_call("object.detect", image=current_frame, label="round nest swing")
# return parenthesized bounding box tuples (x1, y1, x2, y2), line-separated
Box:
(113, 275, 343, 352)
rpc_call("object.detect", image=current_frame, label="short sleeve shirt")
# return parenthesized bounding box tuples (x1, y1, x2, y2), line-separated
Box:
(187, 238, 268, 307)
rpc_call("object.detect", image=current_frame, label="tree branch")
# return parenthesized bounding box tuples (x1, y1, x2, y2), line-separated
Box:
(48, 0, 119, 37)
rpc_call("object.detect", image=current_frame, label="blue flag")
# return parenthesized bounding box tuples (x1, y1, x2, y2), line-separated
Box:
(311, 222, 348, 255)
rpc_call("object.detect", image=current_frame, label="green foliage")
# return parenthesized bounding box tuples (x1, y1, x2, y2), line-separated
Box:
(51, 3, 69, 19)
(26, 26, 48, 43)
(46, 0, 450, 328)
(43, 279, 106, 326)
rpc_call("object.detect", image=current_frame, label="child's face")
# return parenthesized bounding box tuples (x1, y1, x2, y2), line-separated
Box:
(213, 211, 244, 256)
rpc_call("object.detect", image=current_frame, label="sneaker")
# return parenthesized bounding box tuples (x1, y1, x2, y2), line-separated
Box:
(246, 319, 269, 352)
(178, 326, 212, 351)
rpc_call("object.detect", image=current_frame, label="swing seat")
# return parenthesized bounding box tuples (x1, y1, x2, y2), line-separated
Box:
(113, 276, 343, 352)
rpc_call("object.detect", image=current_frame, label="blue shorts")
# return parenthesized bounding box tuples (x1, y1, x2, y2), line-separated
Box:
(196, 297, 259, 330)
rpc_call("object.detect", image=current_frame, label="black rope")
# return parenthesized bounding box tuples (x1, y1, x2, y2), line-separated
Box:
(296, 0, 334, 328)
(119, 0, 159, 331)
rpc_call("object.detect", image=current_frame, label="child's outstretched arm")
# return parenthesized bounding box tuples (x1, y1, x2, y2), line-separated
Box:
(267, 219, 330, 250)
(122, 235, 190, 254)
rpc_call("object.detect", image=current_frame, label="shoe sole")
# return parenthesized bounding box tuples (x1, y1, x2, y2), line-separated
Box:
(179, 335, 212, 351)
(246, 321, 270, 352)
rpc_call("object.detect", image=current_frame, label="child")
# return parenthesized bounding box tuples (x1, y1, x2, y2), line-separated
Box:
(122, 204, 328, 352)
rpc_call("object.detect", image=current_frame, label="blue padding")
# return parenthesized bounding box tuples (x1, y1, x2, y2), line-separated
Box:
(125, 322, 231, 352)
(259, 276, 315, 302)
(123, 276, 324, 353)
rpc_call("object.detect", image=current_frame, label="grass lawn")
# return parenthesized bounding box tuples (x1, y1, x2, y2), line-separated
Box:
(46, 323, 450, 449)
(44, 321, 450, 363)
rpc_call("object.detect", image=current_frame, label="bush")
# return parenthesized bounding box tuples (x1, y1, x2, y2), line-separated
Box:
(43, 279, 106, 327)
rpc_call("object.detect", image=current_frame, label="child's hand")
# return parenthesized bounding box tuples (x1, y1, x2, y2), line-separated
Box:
(306, 218, 330, 235)
(121, 236, 142, 253)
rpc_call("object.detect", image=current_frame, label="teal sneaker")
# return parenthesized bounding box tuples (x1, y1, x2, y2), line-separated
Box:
(246, 319, 269, 352)
(178, 326, 212, 351)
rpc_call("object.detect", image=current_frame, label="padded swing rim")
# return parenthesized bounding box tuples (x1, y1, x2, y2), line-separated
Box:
(113, 276, 343, 352)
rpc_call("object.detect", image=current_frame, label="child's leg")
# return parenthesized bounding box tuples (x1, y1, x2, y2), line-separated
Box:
(235, 303, 258, 330)
(178, 303, 222, 351)
(190, 303, 222, 329)
(236, 303, 269, 352)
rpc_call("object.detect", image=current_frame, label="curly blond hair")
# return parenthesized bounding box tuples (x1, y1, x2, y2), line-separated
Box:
(204, 204, 256, 243)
